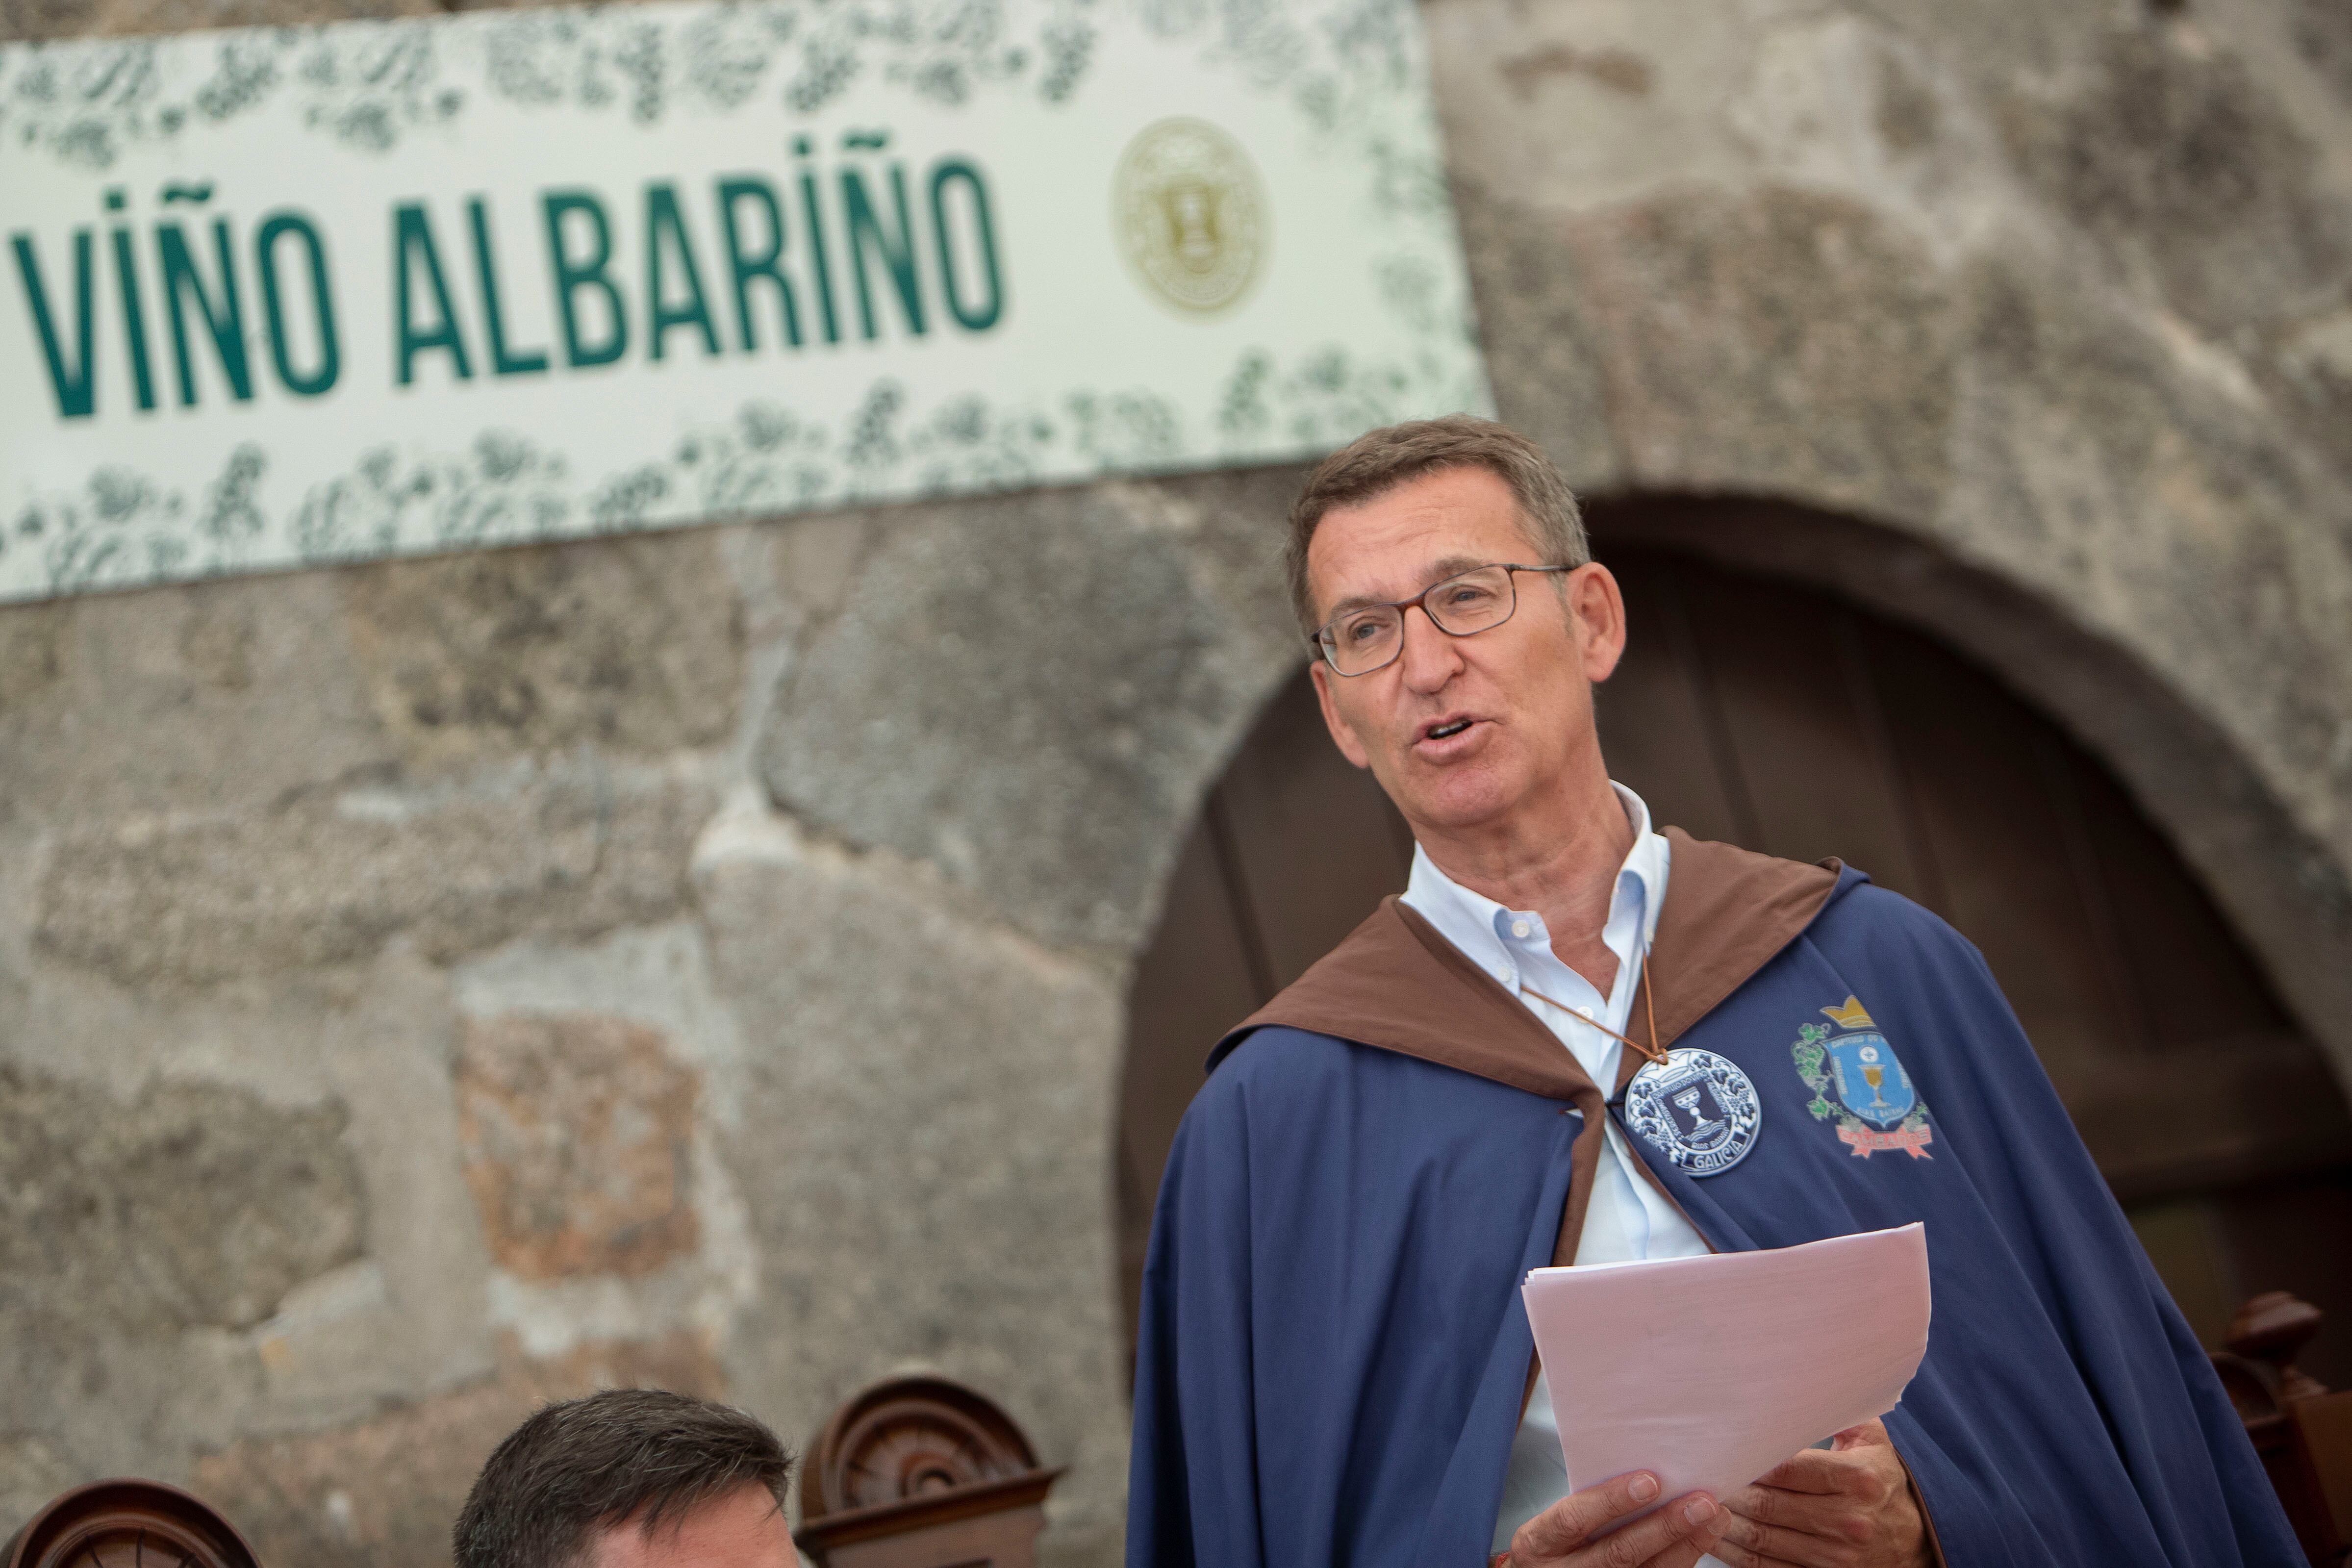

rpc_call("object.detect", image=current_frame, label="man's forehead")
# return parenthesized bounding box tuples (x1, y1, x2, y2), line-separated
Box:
(1308, 470, 1538, 609)
(586, 1485, 792, 1568)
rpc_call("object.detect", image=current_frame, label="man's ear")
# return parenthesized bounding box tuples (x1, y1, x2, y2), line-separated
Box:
(1566, 563, 1627, 684)
(1310, 659, 1374, 770)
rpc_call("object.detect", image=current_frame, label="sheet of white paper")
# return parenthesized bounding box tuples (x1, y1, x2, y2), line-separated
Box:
(1521, 1222, 1931, 1507)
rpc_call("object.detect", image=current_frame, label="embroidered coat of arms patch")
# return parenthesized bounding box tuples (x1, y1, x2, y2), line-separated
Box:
(1791, 995, 1933, 1159)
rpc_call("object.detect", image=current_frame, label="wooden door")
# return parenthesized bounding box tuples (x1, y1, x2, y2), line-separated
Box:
(1117, 548, 2352, 1383)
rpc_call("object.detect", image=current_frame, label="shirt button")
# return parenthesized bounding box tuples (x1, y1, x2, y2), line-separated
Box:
(1511, 920, 1532, 939)
(1576, 1006, 1594, 1020)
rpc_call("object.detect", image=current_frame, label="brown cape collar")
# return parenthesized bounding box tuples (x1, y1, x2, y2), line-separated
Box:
(1209, 828, 1843, 1101)
(1205, 827, 1844, 1374)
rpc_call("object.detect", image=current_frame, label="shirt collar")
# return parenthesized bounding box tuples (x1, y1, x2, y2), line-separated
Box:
(1401, 783, 1670, 990)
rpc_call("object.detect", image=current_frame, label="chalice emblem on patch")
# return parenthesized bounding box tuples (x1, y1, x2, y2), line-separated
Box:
(1623, 1048, 1765, 1176)
(1113, 117, 1267, 314)
(1791, 995, 1935, 1159)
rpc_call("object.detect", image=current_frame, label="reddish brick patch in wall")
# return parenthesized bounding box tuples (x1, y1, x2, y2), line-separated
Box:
(455, 1012, 701, 1281)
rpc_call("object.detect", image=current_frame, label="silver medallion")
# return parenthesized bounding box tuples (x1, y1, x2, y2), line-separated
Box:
(1623, 1048, 1764, 1177)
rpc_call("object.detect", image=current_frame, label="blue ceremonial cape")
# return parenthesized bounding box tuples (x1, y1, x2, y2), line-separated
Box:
(1127, 831, 2300, 1568)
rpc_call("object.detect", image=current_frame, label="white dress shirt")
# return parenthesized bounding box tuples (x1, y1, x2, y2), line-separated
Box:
(1397, 784, 1721, 1560)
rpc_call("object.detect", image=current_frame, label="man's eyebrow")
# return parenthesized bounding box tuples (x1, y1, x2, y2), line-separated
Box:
(1325, 556, 1493, 617)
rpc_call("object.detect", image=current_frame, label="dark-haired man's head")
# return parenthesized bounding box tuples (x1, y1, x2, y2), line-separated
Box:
(452, 1389, 796, 1568)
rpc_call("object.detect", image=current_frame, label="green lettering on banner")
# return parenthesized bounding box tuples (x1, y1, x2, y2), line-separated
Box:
(254, 211, 341, 397)
(644, 183, 720, 361)
(794, 140, 840, 346)
(542, 190, 628, 368)
(10, 229, 96, 419)
(110, 223, 157, 411)
(0, 0, 1490, 610)
(841, 161, 926, 341)
(468, 198, 549, 377)
(929, 160, 1005, 333)
(717, 177, 801, 352)
(159, 216, 254, 407)
(394, 203, 473, 384)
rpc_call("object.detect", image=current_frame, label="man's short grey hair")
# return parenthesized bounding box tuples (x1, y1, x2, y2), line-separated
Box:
(1284, 414, 1589, 633)
(452, 1389, 795, 1568)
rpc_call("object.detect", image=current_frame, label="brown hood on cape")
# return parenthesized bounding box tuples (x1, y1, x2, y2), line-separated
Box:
(1208, 828, 1841, 1266)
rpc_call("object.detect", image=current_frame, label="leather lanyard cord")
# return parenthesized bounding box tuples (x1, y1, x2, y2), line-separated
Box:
(1520, 958, 1666, 1066)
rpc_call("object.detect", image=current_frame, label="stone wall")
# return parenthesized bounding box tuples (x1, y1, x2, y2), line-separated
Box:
(0, 476, 1304, 1565)
(3, 0, 2350, 1562)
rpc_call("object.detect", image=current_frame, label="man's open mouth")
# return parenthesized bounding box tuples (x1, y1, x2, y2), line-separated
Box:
(1425, 718, 1472, 741)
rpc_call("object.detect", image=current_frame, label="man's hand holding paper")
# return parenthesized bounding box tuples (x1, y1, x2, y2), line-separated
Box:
(1501, 1426, 1923, 1568)
(1498, 1470, 1724, 1568)
(1508, 1225, 1932, 1568)
(1711, 1420, 1925, 1568)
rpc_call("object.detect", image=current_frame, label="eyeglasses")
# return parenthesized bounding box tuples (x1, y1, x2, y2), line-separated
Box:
(1310, 562, 1572, 676)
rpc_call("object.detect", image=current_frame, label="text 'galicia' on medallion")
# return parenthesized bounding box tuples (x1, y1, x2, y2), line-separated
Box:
(1623, 1048, 1765, 1177)
(1113, 117, 1267, 314)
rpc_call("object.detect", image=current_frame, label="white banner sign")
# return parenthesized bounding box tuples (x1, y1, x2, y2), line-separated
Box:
(0, 0, 1489, 604)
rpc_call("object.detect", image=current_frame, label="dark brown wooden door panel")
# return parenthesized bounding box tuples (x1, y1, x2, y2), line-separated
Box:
(1849, 619, 2138, 1076)
(1593, 562, 1745, 846)
(1211, 673, 1415, 991)
(1117, 820, 1266, 1341)
(2073, 753, 2297, 1052)
(1659, 566, 1931, 900)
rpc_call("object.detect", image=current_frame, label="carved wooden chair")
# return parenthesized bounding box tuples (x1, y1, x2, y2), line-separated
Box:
(2, 1480, 259, 1568)
(2211, 1292, 2352, 1566)
(794, 1375, 1064, 1568)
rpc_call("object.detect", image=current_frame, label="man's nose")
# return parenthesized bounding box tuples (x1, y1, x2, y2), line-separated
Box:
(1396, 604, 1463, 692)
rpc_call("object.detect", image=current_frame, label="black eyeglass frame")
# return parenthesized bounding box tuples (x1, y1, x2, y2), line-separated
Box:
(1308, 562, 1574, 676)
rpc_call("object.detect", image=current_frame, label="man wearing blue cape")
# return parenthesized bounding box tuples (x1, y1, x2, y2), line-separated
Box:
(1126, 417, 2301, 1568)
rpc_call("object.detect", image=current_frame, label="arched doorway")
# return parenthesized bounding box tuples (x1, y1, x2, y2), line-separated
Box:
(1116, 543, 2352, 1384)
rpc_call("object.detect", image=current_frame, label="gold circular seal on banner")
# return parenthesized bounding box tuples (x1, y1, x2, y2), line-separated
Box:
(1113, 117, 1267, 314)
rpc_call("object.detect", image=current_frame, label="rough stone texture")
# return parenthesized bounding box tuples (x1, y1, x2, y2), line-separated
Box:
(1940, 248, 2352, 853)
(342, 535, 746, 773)
(757, 471, 1301, 952)
(2002, 22, 2350, 337)
(1559, 184, 1961, 524)
(0, 1438, 78, 1543)
(0, 1067, 363, 1336)
(0, 603, 63, 725)
(1449, 177, 1623, 483)
(2294, 0, 2352, 106)
(0, 1063, 379, 1502)
(190, 1333, 726, 1568)
(456, 1013, 701, 1282)
(0, 574, 392, 829)
(694, 808, 1130, 1568)
(33, 763, 718, 986)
